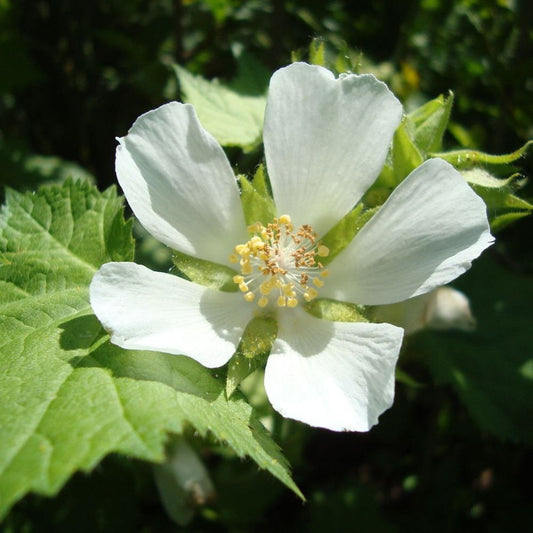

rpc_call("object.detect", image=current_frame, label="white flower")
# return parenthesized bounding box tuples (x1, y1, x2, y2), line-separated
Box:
(90, 63, 494, 432)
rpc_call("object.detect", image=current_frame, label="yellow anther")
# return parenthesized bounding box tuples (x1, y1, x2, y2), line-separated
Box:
(282, 284, 294, 296)
(244, 292, 255, 302)
(303, 288, 318, 302)
(287, 297, 298, 308)
(258, 296, 269, 308)
(259, 281, 272, 295)
(247, 222, 263, 233)
(241, 262, 253, 275)
(235, 244, 249, 256)
(317, 244, 329, 257)
(233, 216, 329, 309)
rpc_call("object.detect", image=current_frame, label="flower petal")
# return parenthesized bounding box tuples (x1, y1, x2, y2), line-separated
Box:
(90, 262, 252, 368)
(264, 309, 403, 431)
(323, 158, 494, 305)
(116, 102, 247, 265)
(263, 62, 402, 236)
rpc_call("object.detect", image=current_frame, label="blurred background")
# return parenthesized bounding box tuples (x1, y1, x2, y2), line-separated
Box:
(1, 0, 532, 531)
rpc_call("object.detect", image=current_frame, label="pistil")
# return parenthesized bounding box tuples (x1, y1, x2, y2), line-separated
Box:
(230, 215, 329, 308)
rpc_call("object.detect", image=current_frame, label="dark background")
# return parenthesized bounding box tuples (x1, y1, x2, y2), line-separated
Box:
(1, 1, 531, 531)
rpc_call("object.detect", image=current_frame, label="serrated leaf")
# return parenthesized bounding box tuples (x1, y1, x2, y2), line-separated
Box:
(392, 118, 424, 184)
(239, 166, 276, 226)
(226, 315, 277, 398)
(408, 92, 454, 154)
(414, 256, 533, 444)
(172, 64, 266, 151)
(171, 250, 238, 291)
(430, 140, 532, 168)
(0, 181, 302, 517)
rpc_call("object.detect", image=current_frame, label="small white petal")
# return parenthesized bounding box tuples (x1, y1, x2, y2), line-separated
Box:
(264, 309, 403, 431)
(116, 102, 247, 266)
(264, 62, 402, 236)
(324, 159, 494, 305)
(90, 262, 252, 368)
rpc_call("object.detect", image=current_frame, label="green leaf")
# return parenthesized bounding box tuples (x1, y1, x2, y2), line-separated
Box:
(392, 118, 424, 184)
(172, 64, 266, 151)
(239, 166, 276, 226)
(0, 181, 302, 517)
(414, 256, 533, 444)
(171, 250, 238, 291)
(408, 92, 454, 154)
(430, 140, 532, 168)
(320, 204, 379, 264)
(226, 315, 277, 398)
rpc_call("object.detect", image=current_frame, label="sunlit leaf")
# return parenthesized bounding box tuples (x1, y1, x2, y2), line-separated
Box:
(0, 181, 302, 517)
(172, 64, 266, 151)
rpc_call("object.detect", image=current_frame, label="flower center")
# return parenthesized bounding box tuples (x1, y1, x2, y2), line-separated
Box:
(229, 215, 329, 309)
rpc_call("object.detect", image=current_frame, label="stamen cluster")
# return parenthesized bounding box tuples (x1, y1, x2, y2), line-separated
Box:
(230, 215, 329, 308)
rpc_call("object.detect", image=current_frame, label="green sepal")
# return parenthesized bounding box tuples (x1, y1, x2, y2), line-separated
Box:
(462, 169, 533, 232)
(430, 140, 532, 168)
(395, 368, 426, 389)
(305, 298, 368, 323)
(408, 91, 454, 154)
(320, 204, 379, 264)
(171, 250, 238, 291)
(309, 38, 326, 67)
(392, 117, 424, 184)
(251, 163, 272, 199)
(239, 166, 276, 226)
(226, 315, 278, 398)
